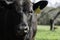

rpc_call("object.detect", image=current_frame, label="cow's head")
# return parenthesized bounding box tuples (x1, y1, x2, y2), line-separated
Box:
(3, 0, 48, 36)
(16, 0, 48, 36)
(15, 0, 33, 36)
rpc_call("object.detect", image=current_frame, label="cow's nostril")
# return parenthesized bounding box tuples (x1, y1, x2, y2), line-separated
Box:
(21, 23, 26, 26)
(24, 27, 28, 30)
(24, 27, 29, 33)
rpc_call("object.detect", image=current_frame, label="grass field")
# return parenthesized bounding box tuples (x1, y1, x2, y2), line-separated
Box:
(35, 25, 60, 40)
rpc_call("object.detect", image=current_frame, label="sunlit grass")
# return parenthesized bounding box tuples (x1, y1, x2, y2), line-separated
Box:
(35, 25, 60, 40)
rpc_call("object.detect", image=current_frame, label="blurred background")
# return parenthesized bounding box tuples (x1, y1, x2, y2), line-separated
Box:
(31, 0, 60, 40)
(31, 0, 60, 25)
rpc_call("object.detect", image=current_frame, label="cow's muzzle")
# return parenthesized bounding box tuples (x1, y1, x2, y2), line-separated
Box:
(17, 23, 29, 35)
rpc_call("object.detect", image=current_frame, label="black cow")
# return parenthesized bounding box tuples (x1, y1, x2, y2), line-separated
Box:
(0, 0, 48, 40)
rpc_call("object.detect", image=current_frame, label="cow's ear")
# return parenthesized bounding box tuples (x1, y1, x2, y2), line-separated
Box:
(33, 1, 48, 10)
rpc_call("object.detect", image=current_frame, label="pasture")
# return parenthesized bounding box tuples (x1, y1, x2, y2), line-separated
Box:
(35, 25, 60, 40)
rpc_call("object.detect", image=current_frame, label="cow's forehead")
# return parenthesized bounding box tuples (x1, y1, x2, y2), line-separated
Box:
(23, 0, 33, 6)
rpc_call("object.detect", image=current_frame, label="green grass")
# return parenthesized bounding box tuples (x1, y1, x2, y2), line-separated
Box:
(35, 25, 60, 40)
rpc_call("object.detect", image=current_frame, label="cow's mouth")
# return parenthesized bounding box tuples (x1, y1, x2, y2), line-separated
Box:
(16, 30, 29, 35)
